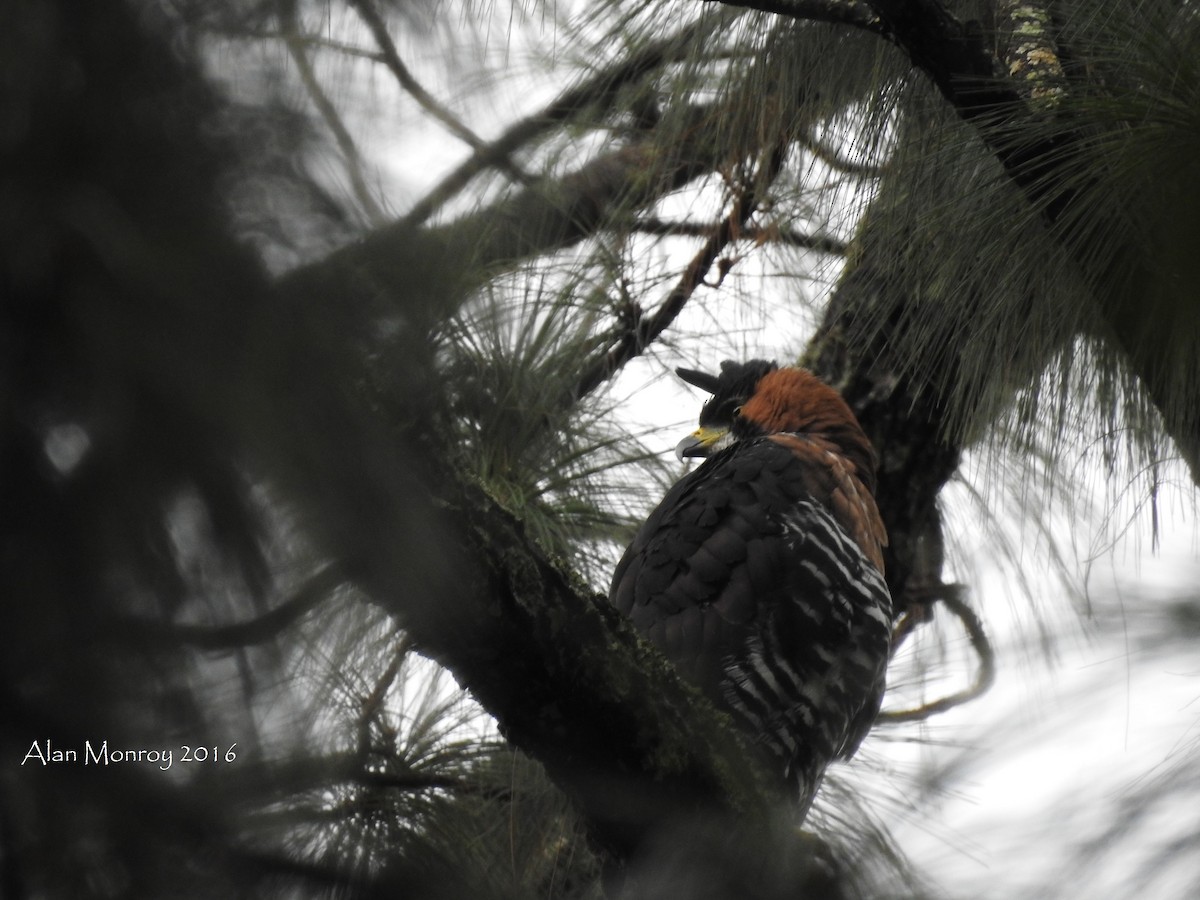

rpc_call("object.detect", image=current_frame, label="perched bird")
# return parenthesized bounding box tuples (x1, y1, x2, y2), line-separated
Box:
(608, 360, 891, 813)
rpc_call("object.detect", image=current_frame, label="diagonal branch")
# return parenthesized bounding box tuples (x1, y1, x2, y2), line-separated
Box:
(399, 21, 708, 228)
(863, 0, 1082, 210)
(232, 30, 387, 63)
(701, 0, 882, 30)
(114, 564, 346, 649)
(796, 126, 888, 178)
(630, 216, 848, 254)
(278, 103, 723, 327)
(571, 142, 792, 402)
(278, 2, 386, 224)
(348, 0, 527, 187)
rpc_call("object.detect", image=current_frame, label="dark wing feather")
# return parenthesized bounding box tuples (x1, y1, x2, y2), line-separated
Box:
(610, 440, 788, 690)
(608, 438, 891, 800)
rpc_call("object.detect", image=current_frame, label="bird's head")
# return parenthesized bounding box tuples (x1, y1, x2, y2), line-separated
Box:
(674, 359, 878, 485)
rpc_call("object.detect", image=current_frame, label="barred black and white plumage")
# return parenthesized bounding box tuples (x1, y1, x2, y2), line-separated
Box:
(608, 360, 891, 814)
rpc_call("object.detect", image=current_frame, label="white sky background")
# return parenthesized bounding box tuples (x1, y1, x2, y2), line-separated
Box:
(208, 4, 1200, 897)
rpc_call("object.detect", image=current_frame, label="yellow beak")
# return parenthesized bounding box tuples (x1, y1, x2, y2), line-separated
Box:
(675, 426, 729, 461)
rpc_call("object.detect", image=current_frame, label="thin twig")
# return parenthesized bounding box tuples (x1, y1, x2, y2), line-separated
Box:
(629, 215, 848, 255)
(348, 0, 515, 170)
(356, 634, 412, 761)
(878, 589, 996, 723)
(571, 142, 792, 402)
(232, 29, 387, 63)
(278, 3, 387, 224)
(796, 127, 887, 178)
(400, 22, 706, 228)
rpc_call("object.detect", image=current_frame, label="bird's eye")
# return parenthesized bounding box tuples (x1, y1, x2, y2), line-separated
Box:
(733, 405, 743, 418)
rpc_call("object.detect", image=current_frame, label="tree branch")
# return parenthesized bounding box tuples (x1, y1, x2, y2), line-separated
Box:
(862, 0, 1200, 484)
(417, 476, 777, 850)
(400, 22, 707, 228)
(278, 1, 386, 224)
(796, 126, 887, 178)
(571, 142, 791, 401)
(701, 0, 882, 31)
(996, 0, 1067, 108)
(629, 216, 848, 254)
(877, 588, 995, 723)
(348, 0, 520, 176)
(114, 564, 344, 649)
(863, 0, 1079, 199)
(277, 103, 722, 328)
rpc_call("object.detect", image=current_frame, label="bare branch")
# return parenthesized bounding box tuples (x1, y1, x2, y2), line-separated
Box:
(348, 0, 525, 186)
(356, 634, 409, 760)
(278, 3, 386, 224)
(280, 103, 723, 328)
(796, 127, 887, 178)
(630, 215, 849, 254)
(232, 29, 387, 63)
(571, 143, 792, 401)
(701, 0, 882, 31)
(400, 22, 707, 228)
(116, 564, 345, 649)
(877, 589, 996, 723)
